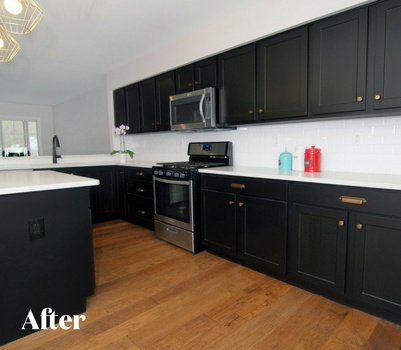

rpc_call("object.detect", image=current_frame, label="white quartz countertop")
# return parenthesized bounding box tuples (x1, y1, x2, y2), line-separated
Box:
(199, 166, 401, 191)
(0, 170, 100, 195)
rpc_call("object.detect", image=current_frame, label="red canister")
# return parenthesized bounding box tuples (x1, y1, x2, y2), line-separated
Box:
(304, 146, 321, 172)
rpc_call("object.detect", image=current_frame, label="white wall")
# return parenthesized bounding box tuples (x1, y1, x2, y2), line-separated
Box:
(107, 0, 401, 175)
(53, 81, 110, 155)
(0, 102, 54, 155)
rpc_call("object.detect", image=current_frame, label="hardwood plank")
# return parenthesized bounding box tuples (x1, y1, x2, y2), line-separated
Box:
(2, 219, 401, 349)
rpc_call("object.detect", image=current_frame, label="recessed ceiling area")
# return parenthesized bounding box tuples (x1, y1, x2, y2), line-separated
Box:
(0, 0, 265, 106)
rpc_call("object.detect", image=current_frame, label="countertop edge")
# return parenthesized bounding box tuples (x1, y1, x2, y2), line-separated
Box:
(0, 170, 100, 196)
(199, 166, 401, 191)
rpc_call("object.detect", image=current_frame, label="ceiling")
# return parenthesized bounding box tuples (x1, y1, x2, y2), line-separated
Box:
(0, 0, 264, 107)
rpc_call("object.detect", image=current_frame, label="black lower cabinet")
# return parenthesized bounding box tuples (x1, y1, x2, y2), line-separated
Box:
(289, 182, 401, 323)
(124, 167, 154, 230)
(288, 204, 348, 294)
(351, 213, 401, 317)
(201, 175, 287, 274)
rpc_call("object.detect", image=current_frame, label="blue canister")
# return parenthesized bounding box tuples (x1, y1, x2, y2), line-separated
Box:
(278, 147, 292, 171)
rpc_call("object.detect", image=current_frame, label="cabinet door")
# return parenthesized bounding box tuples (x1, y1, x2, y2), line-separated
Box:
(139, 78, 157, 132)
(155, 71, 175, 131)
(289, 204, 348, 294)
(194, 57, 217, 89)
(352, 213, 401, 315)
(125, 83, 141, 133)
(218, 44, 256, 124)
(113, 88, 126, 127)
(237, 195, 287, 273)
(175, 64, 194, 94)
(116, 167, 125, 217)
(372, 0, 401, 110)
(310, 8, 368, 114)
(94, 167, 118, 223)
(257, 27, 308, 120)
(202, 190, 236, 257)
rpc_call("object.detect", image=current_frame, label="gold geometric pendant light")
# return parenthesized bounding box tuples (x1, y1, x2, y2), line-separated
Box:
(0, 25, 20, 62)
(0, 0, 43, 35)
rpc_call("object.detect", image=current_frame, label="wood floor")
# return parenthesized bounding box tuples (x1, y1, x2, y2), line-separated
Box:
(3, 219, 401, 349)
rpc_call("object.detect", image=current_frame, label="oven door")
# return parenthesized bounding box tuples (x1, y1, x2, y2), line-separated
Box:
(153, 176, 193, 232)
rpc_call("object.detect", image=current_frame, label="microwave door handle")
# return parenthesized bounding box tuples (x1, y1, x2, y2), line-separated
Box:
(199, 93, 206, 123)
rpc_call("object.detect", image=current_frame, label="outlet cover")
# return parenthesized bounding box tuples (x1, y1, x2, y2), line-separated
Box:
(28, 218, 45, 240)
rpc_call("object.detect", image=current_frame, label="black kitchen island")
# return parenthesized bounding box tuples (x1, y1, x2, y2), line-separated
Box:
(0, 171, 99, 346)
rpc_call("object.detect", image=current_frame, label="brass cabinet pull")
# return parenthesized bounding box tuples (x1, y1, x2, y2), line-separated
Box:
(238, 202, 245, 207)
(135, 172, 144, 176)
(357, 96, 363, 102)
(230, 183, 246, 190)
(258, 108, 264, 114)
(248, 109, 254, 115)
(374, 94, 381, 101)
(136, 188, 145, 193)
(356, 223, 363, 230)
(338, 220, 345, 227)
(339, 196, 367, 205)
(229, 200, 235, 206)
(188, 82, 193, 87)
(138, 210, 146, 215)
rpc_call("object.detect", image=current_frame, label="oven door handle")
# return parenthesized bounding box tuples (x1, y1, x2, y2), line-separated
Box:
(154, 177, 190, 186)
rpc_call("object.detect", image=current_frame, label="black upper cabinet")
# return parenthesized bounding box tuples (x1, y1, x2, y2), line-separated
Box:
(371, 0, 401, 110)
(125, 83, 141, 133)
(218, 45, 256, 124)
(113, 88, 126, 127)
(155, 71, 175, 131)
(139, 78, 157, 132)
(139, 71, 174, 132)
(113, 85, 140, 133)
(175, 57, 217, 94)
(257, 27, 308, 120)
(310, 8, 368, 115)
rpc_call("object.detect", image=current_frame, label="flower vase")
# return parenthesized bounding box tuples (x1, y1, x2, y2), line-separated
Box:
(119, 153, 127, 164)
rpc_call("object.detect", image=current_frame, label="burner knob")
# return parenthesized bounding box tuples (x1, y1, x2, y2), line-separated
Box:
(174, 172, 180, 178)
(166, 171, 171, 177)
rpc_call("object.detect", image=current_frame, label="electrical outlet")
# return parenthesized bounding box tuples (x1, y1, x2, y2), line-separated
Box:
(28, 218, 45, 240)
(352, 133, 363, 145)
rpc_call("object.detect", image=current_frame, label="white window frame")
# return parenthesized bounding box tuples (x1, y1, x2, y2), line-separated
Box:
(0, 117, 42, 157)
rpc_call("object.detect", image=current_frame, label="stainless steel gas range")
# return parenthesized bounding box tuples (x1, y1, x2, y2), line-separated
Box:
(152, 142, 233, 253)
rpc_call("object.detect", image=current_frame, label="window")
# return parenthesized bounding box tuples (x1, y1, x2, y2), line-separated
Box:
(0, 119, 40, 157)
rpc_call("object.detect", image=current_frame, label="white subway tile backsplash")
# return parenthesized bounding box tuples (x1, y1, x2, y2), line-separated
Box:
(120, 115, 401, 175)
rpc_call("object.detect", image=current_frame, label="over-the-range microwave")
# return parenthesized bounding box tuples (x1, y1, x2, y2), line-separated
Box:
(169, 87, 217, 131)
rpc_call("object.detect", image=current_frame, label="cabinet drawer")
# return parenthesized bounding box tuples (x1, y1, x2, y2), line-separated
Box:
(290, 182, 401, 217)
(126, 179, 153, 198)
(201, 175, 287, 201)
(124, 167, 153, 181)
(126, 197, 154, 221)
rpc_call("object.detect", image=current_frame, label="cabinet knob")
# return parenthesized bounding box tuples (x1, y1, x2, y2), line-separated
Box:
(238, 202, 245, 207)
(135, 172, 144, 176)
(229, 200, 235, 206)
(258, 108, 264, 114)
(338, 220, 345, 227)
(194, 81, 199, 85)
(356, 96, 363, 102)
(374, 94, 381, 101)
(248, 109, 254, 115)
(356, 223, 363, 230)
(138, 210, 146, 215)
(136, 188, 145, 193)
(188, 83, 193, 87)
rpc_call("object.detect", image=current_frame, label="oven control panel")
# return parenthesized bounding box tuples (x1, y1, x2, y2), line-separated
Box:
(153, 169, 189, 180)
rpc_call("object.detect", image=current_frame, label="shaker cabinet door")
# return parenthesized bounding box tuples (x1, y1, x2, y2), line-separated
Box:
(257, 27, 308, 120)
(289, 204, 348, 294)
(218, 44, 256, 124)
(372, 0, 401, 110)
(352, 213, 401, 315)
(310, 8, 368, 115)
(202, 190, 237, 258)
